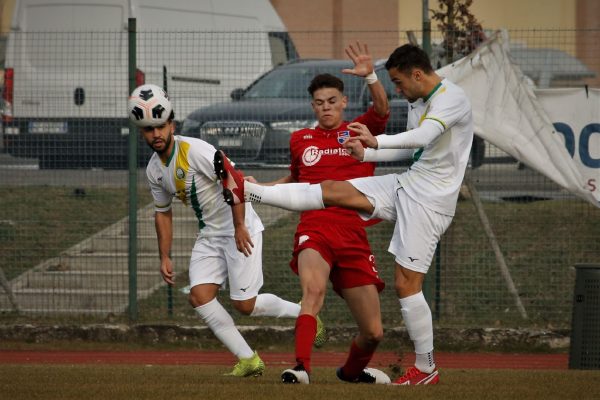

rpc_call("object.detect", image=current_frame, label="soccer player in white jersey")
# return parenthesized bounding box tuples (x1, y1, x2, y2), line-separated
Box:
(128, 84, 326, 378)
(215, 44, 473, 385)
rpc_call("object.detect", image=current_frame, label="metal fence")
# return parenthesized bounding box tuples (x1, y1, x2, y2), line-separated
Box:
(0, 28, 599, 329)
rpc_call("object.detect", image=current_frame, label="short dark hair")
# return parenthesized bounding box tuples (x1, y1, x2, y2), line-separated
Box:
(385, 44, 434, 74)
(307, 73, 344, 96)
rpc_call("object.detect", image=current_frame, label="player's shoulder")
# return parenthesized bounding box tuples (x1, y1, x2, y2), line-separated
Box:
(177, 134, 216, 154)
(434, 79, 470, 107)
(145, 153, 163, 179)
(440, 79, 467, 98)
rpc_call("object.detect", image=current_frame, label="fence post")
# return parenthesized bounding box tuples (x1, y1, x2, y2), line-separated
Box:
(422, 0, 432, 56)
(127, 17, 138, 321)
(163, 65, 173, 318)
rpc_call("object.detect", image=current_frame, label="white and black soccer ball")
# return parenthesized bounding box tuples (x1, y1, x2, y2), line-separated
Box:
(128, 84, 173, 127)
(363, 368, 391, 384)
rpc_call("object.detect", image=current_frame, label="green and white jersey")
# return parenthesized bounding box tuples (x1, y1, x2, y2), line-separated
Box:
(400, 79, 473, 216)
(146, 135, 263, 237)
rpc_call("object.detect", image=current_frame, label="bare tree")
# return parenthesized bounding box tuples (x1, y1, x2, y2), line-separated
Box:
(431, 0, 486, 64)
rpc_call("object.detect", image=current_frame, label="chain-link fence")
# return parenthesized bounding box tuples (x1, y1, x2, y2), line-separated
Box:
(0, 29, 598, 329)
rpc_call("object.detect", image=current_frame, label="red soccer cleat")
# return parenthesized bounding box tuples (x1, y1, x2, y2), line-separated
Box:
(391, 366, 439, 385)
(213, 150, 245, 205)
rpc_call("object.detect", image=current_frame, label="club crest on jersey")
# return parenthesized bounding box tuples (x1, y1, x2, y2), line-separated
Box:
(337, 130, 350, 144)
(176, 168, 185, 179)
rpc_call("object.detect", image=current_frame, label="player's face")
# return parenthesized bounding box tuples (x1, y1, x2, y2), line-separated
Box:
(140, 120, 175, 154)
(388, 67, 424, 103)
(311, 87, 347, 130)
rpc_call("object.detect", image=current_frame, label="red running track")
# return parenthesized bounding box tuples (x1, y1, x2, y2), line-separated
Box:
(0, 350, 568, 370)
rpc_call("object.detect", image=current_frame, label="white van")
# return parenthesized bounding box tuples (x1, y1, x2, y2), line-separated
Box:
(2, 0, 297, 168)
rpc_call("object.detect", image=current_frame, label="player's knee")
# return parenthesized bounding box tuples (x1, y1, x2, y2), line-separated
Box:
(231, 299, 255, 315)
(303, 283, 326, 304)
(188, 292, 210, 308)
(394, 270, 423, 298)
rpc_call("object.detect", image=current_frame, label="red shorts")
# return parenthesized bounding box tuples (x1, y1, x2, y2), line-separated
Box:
(290, 222, 385, 297)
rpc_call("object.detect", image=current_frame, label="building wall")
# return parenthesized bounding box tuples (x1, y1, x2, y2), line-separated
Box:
(1, 0, 15, 33)
(270, 0, 400, 59)
(398, 0, 577, 31)
(576, 0, 600, 86)
(272, 0, 598, 86)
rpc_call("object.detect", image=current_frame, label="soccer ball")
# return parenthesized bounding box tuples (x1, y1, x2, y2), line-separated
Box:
(128, 84, 173, 127)
(364, 368, 391, 384)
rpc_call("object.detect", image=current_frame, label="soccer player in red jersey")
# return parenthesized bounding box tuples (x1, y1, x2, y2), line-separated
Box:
(242, 42, 391, 384)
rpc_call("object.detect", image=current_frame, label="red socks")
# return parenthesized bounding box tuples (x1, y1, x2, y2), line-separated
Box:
(294, 314, 317, 373)
(341, 340, 375, 380)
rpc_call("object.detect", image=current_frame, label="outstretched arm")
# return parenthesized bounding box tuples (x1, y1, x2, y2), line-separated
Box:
(343, 136, 414, 162)
(347, 120, 443, 149)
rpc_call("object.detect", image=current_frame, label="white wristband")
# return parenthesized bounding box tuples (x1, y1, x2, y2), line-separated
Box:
(365, 71, 378, 85)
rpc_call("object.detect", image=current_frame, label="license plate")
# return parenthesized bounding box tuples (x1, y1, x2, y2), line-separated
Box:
(28, 121, 68, 134)
(218, 138, 242, 147)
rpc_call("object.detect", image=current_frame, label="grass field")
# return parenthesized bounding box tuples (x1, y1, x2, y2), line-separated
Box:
(1, 187, 599, 328)
(1, 364, 599, 400)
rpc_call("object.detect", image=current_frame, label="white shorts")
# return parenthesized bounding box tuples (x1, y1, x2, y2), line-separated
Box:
(188, 232, 263, 301)
(349, 174, 453, 273)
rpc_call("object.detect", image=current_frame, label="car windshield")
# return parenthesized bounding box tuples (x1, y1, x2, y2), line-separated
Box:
(243, 63, 365, 101)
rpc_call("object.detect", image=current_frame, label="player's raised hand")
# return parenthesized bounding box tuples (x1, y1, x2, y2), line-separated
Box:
(342, 41, 374, 77)
(347, 122, 378, 148)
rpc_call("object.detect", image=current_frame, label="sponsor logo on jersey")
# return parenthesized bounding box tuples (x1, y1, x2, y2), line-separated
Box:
(337, 130, 350, 144)
(302, 146, 351, 166)
(303, 134, 313, 140)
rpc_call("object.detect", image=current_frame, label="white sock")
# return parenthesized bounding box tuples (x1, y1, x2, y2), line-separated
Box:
(399, 291, 435, 373)
(195, 298, 254, 360)
(250, 293, 301, 318)
(245, 182, 324, 211)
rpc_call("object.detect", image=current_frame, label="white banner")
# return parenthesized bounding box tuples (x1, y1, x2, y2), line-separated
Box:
(437, 30, 600, 207)
(535, 87, 600, 197)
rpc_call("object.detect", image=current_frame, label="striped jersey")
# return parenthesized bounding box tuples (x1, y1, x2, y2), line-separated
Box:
(145, 135, 263, 237)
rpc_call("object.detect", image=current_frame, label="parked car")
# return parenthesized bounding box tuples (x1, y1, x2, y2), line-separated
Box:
(2, 0, 297, 169)
(181, 59, 409, 166)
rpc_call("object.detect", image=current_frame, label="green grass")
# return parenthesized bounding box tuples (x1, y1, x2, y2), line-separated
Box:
(1, 364, 599, 400)
(0, 186, 152, 281)
(0, 187, 598, 328)
(135, 198, 600, 328)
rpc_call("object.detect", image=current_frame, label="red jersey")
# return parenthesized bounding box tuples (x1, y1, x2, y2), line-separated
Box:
(289, 106, 389, 225)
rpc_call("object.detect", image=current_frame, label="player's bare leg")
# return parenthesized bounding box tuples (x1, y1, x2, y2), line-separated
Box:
(336, 285, 390, 384)
(281, 249, 330, 384)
